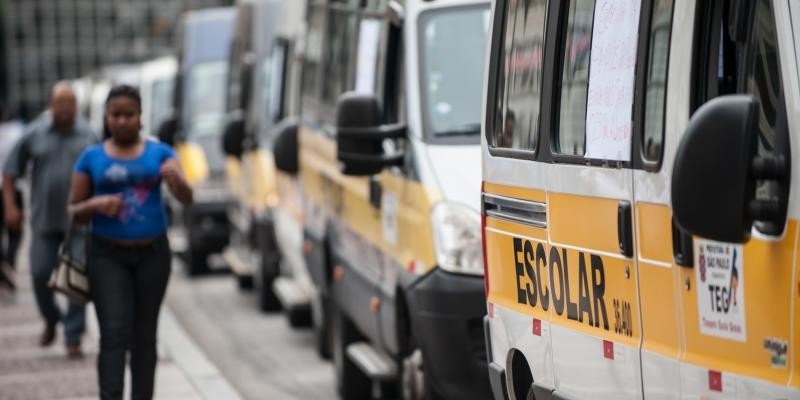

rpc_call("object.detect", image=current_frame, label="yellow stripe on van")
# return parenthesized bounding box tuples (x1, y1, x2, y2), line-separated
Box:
(175, 142, 209, 186)
(299, 127, 442, 273)
(548, 192, 622, 255)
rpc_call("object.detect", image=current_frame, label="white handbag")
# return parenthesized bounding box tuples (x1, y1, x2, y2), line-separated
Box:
(48, 224, 90, 304)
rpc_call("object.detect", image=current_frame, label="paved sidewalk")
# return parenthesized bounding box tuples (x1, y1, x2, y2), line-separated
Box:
(0, 246, 239, 400)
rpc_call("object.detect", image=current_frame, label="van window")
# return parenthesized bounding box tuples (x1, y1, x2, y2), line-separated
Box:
(693, 0, 787, 229)
(747, 0, 782, 158)
(490, 0, 548, 151)
(419, 5, 490, 143)
(321, 8, 358, 106)
(555, 0, 595, 156)
(187, 61, 227, 137)
(641, 0, 674, 162)
(302, 5, 325, 102)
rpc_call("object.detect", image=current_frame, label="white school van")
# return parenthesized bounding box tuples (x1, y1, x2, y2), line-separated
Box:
(481, 0, 800, 399)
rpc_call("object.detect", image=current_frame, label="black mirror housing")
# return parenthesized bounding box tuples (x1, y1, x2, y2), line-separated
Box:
(222, 112, 246, 158)
(273, 119, 299, 175)
(156, 116, 179, 147)
(671, 95, 759, 243)
(335, 92, 405, 176)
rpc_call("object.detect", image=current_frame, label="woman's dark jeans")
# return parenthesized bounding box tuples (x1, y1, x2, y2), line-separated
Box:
(88, 235, 171, 400)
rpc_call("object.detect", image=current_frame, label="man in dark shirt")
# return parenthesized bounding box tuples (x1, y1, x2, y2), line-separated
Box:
(2, 82, 97, 358)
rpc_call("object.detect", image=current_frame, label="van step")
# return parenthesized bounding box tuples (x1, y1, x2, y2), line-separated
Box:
(346, 342, 397, 381)
(273, 277, 311, 310)
(222, 247, 254, 276)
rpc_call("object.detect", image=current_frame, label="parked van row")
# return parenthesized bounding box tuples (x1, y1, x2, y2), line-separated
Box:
(81, 0, 800, 399)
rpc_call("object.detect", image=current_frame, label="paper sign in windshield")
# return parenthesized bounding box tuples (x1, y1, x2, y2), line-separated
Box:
(696, 239, 746, 342)
(585, 0, 641, 161)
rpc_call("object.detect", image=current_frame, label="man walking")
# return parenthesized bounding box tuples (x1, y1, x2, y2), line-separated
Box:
(2, 82, 97, 357)
(0, 107, 24, 290)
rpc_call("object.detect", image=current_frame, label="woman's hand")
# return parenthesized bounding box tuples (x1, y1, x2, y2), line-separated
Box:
(160, 159, 183, 187)
(91, 194, 123, 217)
(161, 158, 193, 205)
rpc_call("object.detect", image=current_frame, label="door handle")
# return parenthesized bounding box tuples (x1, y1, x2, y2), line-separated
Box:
(369, 176, 382, 209)
(617, 201, 633, 257)
(672, 218, 693, 267)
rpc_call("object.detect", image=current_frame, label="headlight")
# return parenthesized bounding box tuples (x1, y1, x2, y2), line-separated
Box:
(430, 202, 484, 276)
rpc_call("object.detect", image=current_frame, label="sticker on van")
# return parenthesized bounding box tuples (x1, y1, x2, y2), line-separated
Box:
(695, 239, 746, 342)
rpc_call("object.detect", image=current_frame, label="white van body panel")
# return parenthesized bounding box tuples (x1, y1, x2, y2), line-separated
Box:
(424, 144, 482, 212)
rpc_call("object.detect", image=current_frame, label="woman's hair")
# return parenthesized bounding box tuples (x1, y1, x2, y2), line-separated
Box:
(103, 84, 142, 139)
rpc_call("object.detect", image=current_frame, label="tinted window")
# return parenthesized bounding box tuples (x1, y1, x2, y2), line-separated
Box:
(642, 0, 674, 162)
(302, 6, 325, 101)
(555, 0, 594, 156)
(187, 61, 227, 137)
(490, 0, 549, 151)
(321, 10, 358, 105)
(747, 0, 781, 158)
(419, 6, 490, 143)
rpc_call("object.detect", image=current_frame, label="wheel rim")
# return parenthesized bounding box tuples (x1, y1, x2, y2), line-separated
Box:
(401, 349, 425, 400)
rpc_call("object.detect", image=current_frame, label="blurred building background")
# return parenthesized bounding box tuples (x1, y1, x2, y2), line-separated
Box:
(0, 0, 233, 120)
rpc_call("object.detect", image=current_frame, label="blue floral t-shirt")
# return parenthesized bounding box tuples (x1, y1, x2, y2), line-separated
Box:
(74, 140, 175, 240)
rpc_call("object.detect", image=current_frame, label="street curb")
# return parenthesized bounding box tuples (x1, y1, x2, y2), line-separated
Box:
(158, 306, 244, 400)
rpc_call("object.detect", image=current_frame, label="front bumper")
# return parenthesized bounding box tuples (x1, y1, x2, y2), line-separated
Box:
(486, 317, 510, 400)
(406, 268, 491, 400)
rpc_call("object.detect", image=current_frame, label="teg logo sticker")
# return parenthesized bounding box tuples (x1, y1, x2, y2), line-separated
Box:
(695, 239, 746, 341)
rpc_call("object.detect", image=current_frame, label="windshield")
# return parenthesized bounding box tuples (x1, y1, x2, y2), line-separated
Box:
(149, 78, 174, 136)
(419, 5, 490, 143)
(187, 61, 228, 137)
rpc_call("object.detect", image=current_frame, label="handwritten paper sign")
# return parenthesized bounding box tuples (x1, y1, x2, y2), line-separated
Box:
(355, 19, 381, 94)
(585, 0, 642, 161)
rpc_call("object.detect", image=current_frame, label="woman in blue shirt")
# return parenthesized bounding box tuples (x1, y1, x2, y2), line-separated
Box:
(68, 85, 192, 400)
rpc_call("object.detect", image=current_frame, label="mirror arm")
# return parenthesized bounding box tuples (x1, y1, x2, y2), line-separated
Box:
(751, 155, 786, 180)
(337, 124, 406, 141)
(338, 151, 404, 167)
(749, 198, 781, 222)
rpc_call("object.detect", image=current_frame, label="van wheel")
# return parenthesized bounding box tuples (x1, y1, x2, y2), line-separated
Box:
(185, 246, 209, 276)
(401, 347, 443, 400)
(312, 292, 332, 359)
(255, 254, 281, 312)
(236, 274, 253, 290)
(331, 304, 371, 399)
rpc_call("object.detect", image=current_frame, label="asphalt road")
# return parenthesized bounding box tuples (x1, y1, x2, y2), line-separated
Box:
(164, 257, 337, 400)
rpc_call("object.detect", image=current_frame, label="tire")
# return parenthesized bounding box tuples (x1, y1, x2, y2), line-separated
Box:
(287, 307, 312, 328)
(185, 246, 209, 277)
(237, 274, 254, 290)
(312, 292, 332, 359)
(254, 252, 281, 312)
(400, 347, 444, 400)
(331, 304, 371, 400)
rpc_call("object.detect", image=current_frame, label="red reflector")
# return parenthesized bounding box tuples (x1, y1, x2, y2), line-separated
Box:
(708, 370, 722, 392)
(532, 318, 541, 336)
(603, 340, 614, 360)
(487, 302, 494, 318)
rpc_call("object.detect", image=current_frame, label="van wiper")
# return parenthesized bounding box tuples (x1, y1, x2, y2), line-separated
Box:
(434, 123, 481, 137)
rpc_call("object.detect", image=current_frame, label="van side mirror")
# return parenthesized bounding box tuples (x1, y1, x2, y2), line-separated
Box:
(156, 116, 179, 147)
(671, 95, 786, 243)
(335, 92, 405, 176)
(222, 112, 246, 158)
(273, 119, 299, 175)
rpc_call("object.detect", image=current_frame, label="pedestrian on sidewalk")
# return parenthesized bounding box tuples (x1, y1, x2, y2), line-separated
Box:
(2, 82, 97, 356)
(0, 107, 24, 290)
(68, 85, 192, 400)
